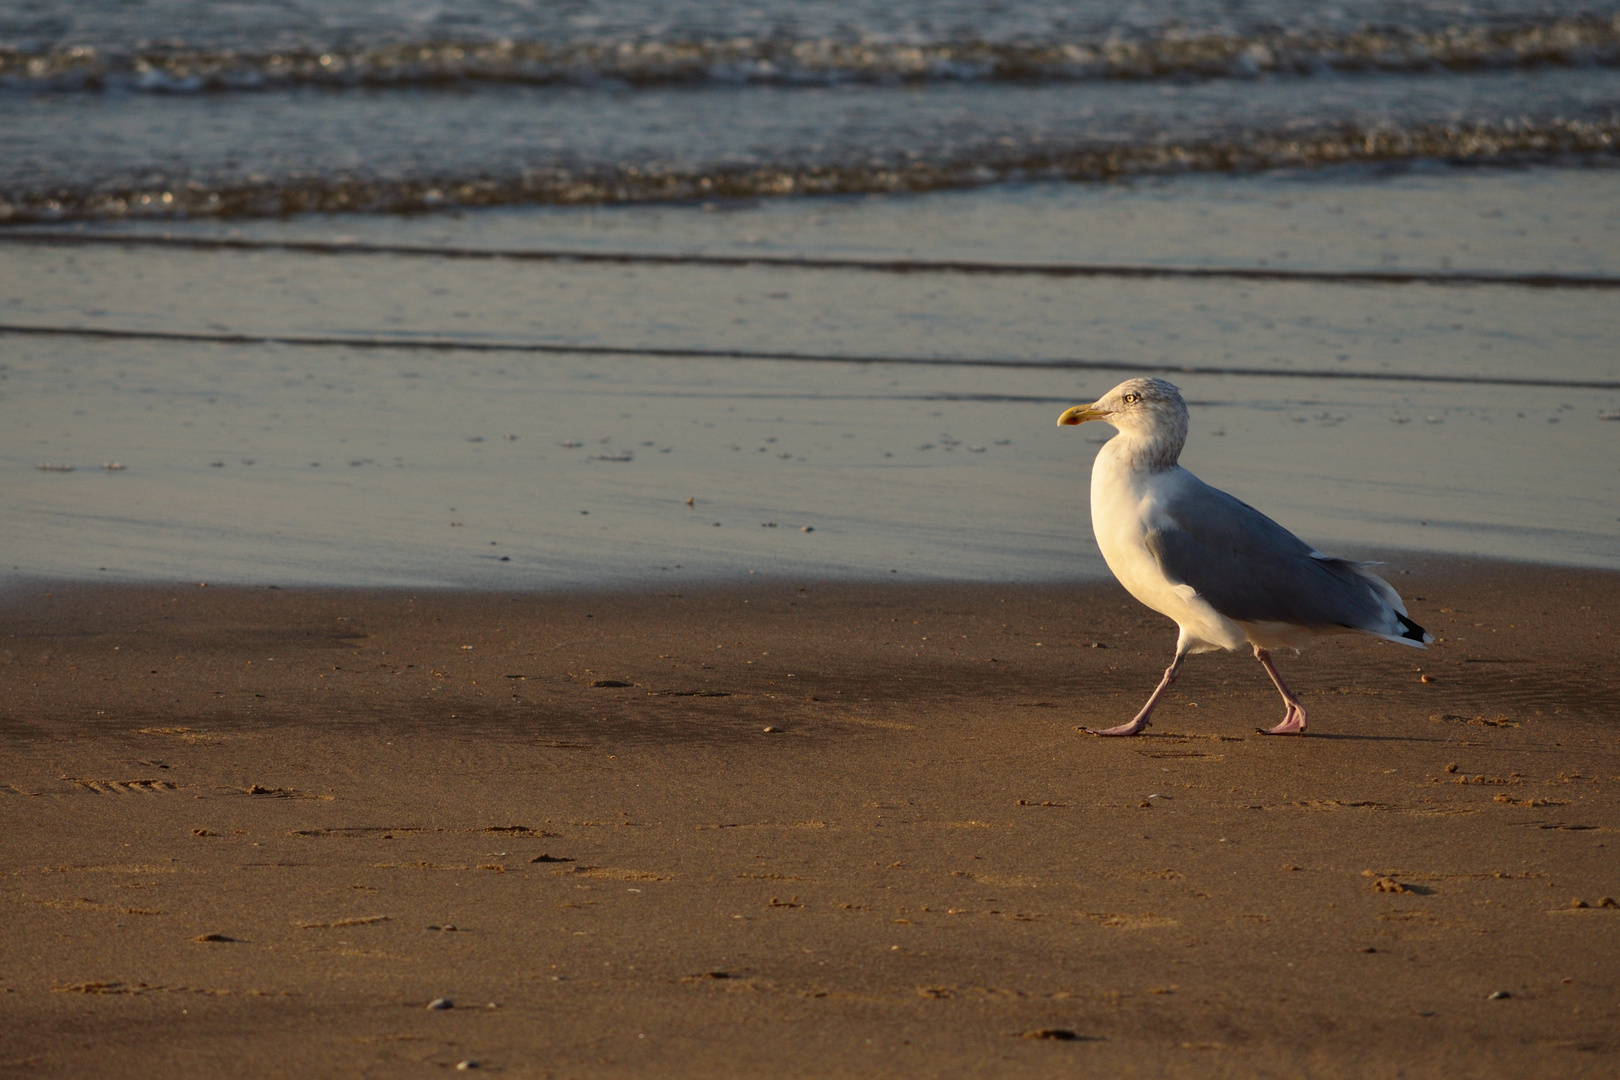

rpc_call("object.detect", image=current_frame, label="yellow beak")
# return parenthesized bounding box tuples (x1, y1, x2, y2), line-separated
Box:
(1057, 404, 1106, 426)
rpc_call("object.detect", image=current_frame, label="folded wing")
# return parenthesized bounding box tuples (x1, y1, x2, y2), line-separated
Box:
(1143, 474, 1399, 635)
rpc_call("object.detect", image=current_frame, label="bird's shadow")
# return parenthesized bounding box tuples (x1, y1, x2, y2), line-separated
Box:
(1139, 730, 1453, 744)
(1084, 730, 1449, 744)
(1287, 731, 1451, 744)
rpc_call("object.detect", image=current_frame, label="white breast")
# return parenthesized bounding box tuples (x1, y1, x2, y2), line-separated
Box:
(1089, 440, 1247, 653)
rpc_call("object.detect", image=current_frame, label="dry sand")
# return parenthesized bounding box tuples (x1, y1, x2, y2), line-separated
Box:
(2, 556, 1617, 1077)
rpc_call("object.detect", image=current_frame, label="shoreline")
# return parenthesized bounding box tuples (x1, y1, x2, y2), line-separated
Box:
(3, 556, 1617, 1076)
(7, 170, 1618, 589)
(3, 541, 1612, 600)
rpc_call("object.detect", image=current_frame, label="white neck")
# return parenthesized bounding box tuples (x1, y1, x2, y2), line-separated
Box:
(1095, 413, 1186, 476)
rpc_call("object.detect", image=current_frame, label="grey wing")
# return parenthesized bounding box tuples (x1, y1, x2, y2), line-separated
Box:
(1143, 478, 1387, 630)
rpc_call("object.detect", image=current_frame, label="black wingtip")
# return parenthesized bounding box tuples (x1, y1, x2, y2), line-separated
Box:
(1396, 613, 1430, 643)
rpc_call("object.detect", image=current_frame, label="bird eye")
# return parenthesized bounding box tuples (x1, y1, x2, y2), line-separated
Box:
(1123, 393, 1139, 404)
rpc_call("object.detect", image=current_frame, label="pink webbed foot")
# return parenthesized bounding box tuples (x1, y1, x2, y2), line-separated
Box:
(1087, 654, 1186, 738)
(1084, 717, 1151, 737)
(1251, 646, 1307, 735)
(1258, 703, 1307, 736)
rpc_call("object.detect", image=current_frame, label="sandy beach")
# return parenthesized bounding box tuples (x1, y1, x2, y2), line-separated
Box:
(3, 556, 1617, 1077)
(6, 2, 1620, 1073)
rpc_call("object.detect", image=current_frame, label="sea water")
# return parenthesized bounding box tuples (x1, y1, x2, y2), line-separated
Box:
(1, 0, 1617, 586)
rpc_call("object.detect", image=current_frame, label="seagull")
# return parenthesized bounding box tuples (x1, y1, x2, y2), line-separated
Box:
(1057, 378, 1431, 736)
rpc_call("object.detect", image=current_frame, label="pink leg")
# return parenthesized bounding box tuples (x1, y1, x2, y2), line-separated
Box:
(1085, 648, 1188, 737)
(1253, 645, 1307, 735)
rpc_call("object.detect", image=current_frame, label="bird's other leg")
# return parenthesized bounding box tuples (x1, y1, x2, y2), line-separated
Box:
(1085, 646, 1188, 737)
(1253, 645, 1307, 735)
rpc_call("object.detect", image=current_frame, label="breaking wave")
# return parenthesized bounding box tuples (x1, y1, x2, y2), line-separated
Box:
(4, 117, 1614, 225)
(5, 16, 1620, 93)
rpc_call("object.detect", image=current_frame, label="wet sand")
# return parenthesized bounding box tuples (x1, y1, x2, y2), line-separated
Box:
(7, 170, 1619, 589)
(2, 556, 1618, 1077)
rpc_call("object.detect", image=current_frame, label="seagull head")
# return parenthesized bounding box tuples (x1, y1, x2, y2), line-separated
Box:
(1057, 378, 1189, 468)
(1057, 378, 1186, 432)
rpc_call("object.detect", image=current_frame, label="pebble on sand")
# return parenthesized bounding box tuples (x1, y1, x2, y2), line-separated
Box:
(455, 1061, 480, 1070)
(427, 998, 453, 1010)
(1488, 990, 1513, 1000)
